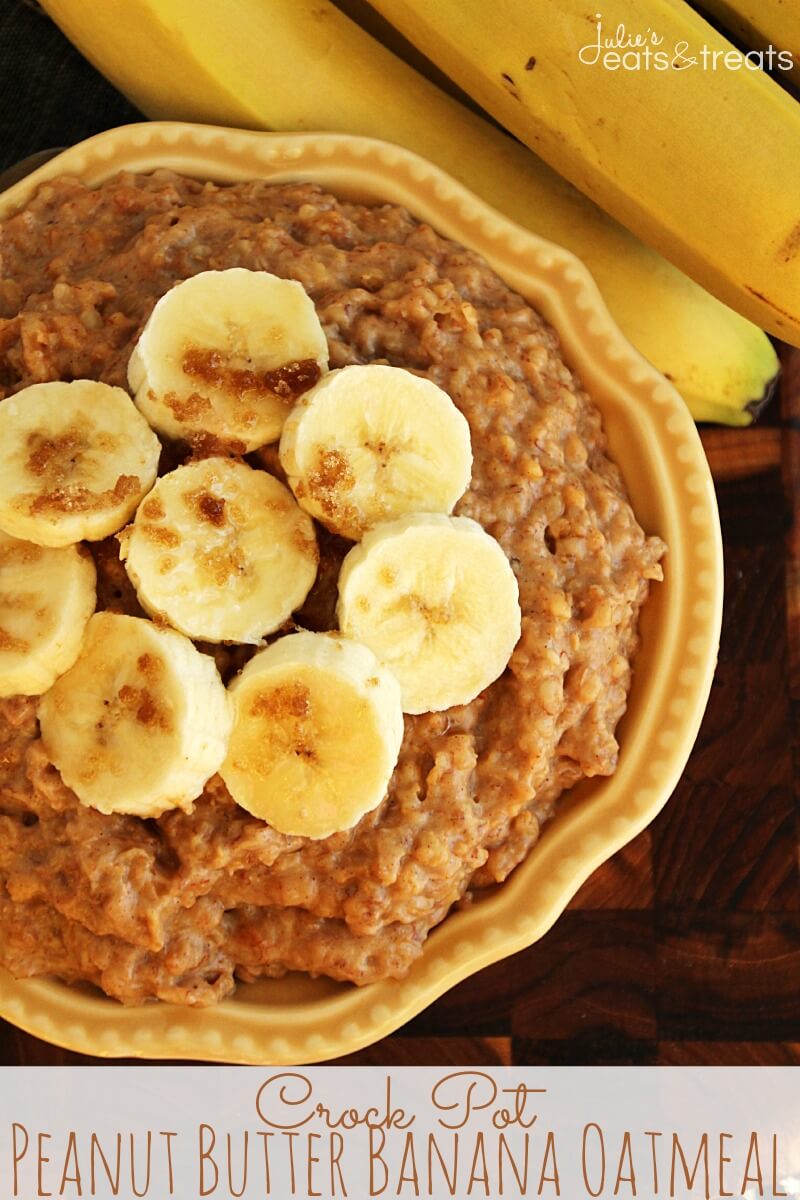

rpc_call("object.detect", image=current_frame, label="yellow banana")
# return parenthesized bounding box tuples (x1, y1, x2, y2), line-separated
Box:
(696, 0, 800, 90)
(39, 0, 778, 421)
(369, 0, 800, 346)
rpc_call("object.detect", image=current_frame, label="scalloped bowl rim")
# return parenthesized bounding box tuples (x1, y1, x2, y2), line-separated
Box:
(0, 123, 722, 1064)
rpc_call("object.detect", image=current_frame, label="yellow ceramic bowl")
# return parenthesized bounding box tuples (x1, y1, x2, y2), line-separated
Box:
(0, 123, 722, 1064)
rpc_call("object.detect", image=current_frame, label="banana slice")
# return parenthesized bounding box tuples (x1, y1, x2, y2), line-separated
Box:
(337, 512, 521, 714)
(120, 457, 318, 644)
(0, 530, 96, 698)
(0, 380, 161, 548)
(128, 268, 329, 452)
(279, 364, 473, 540)
(220, 631, 403, 839)
(38, 611, 232, 817)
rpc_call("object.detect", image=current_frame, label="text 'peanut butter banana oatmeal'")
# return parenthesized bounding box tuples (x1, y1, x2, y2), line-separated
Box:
(0, 171, 664, 1005)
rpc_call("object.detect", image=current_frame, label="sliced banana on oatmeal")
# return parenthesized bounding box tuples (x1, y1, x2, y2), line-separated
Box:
(120, 457, 318, 644)
(38, 611, 232, 818)
(220, 631, 404, 839)
(0, 380, 161, 548)
(128, 268, 329, 452)
(279, 364, 473, 540)
(0, 530, 96, 698)
(337, 512, 521, 714)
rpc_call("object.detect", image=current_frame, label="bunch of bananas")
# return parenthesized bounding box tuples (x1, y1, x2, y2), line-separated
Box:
(39, 0, 798, 424)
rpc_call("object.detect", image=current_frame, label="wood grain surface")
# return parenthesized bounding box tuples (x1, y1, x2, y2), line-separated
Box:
(1, 354, 797, 1068)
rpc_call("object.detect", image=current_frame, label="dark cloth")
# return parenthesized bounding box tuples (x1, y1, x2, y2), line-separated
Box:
(0, 0, 141, 173)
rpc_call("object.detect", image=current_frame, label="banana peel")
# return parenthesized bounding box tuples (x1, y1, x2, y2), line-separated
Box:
(371, 0, 800, 347)
(696, 0, 800, 92)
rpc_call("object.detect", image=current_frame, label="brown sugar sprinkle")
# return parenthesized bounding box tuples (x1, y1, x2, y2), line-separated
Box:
(397, 592, 453, 625)
(193, 491, 227, 528)
(140, 497, 165, 521)
(186, 430, 247, 460)
(30, 474, 140, 515)
(200, 544, 247, 586)
(26, 428, 84, 478)
(0, 541, 42, 566)
(163, 391, 212, 423)
(292, 525, 319, 561)
(118, 683, 170, 732)
(262, 492, 293, 516)
(251, 681, 312, 721)
(140, 523, 180, 548)
(309, 448, 352, 493)
(0, 627, 28, 653)
(181, 349, 321, 403)
(136, 652, 163, 681)
(136, 690, 167, 730)
(302, 447, 359, 530)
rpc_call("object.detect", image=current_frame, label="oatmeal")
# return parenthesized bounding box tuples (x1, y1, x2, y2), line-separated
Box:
(0, 171, 664, 1004)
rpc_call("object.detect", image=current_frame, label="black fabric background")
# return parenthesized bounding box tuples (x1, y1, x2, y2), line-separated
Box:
(0, 0, 141, 172)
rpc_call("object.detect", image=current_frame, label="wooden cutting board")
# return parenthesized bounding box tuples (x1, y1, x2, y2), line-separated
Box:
(2, 352, 797, 1067)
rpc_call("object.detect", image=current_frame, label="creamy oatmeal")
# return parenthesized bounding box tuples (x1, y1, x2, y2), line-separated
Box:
(0, 171, 664, 1004)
